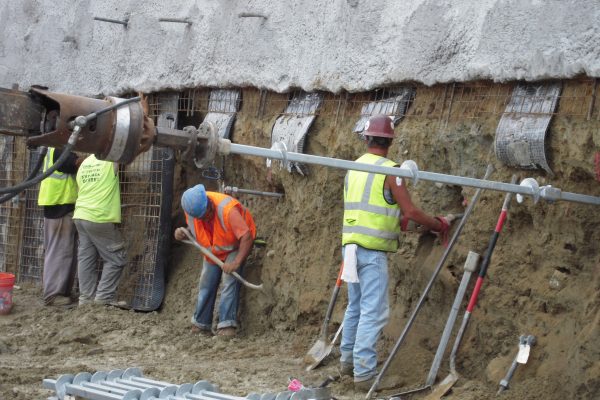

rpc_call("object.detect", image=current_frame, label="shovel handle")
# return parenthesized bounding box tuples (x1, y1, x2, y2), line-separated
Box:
(180, 229, 264, 291)
(335, 261, 344, 287)
(320, 262, 344, 336)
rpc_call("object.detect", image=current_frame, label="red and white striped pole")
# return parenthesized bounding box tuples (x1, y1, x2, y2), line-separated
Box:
(448, 175, 518, 374)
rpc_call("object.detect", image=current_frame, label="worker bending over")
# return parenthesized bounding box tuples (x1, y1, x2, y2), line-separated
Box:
(175, 184, 256, 337)
(340, 114, 455, 391)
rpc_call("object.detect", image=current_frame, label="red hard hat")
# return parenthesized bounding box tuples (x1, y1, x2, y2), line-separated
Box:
(364, 114, 395, 138)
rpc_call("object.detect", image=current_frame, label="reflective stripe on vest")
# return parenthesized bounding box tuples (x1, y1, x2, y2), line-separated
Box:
(187, 192, 256, 262)
(342, 153, 401, 252)
(37, 147, 77, 206)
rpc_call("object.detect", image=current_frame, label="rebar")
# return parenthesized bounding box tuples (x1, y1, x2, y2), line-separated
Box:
(93, 16, 129, 27)
(223, 186, 283, 198)
(158, 18, 192, 25)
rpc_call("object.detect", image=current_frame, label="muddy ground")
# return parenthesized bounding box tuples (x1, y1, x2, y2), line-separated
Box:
(1, 81, 599, 400)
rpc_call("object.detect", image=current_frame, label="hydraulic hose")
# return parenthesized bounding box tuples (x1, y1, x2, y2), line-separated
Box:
(0, 147, 47, 204)
(0, 142, 74, 195)
(0, 96, 141, 199)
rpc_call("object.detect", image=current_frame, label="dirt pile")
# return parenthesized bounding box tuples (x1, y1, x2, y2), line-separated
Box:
(1, 81, 599, 400)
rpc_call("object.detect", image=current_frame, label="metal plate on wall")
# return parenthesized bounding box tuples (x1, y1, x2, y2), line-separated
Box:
(203, 90, 240, 139)
(354, 87, 414, 133)
(270, 93, 323, 175)
(495, 83, 561, 175)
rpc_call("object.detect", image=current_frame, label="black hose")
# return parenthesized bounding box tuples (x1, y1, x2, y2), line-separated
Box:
(0, 96, 141, 199)
(0, 143, 74, 195)
(0, 147, 48, 204)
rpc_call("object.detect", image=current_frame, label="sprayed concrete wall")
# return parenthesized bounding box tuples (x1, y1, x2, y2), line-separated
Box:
(1, 0, 599, 96)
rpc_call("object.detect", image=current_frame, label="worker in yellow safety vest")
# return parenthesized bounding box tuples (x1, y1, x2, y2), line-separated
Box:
(340, 114, 456, 391)
(37, 147, 80, 306)
(73, 154, 127, 307)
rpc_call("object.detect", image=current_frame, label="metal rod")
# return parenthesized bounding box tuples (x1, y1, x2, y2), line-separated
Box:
(223, 142, 600, 206)
(238, 12, 268, 19)
(223, 186, 283, 198)
(587, 78, 597, 121)
(158, 18, 192, 25)
(426, 251, 480, 386)
(94, 16, 129, 27)
(365, 165, 493, 399)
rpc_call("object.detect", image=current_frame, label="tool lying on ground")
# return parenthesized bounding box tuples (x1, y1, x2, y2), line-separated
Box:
(497, 335, 536, 395)
(365, 165, 493, 399)
(392, 251, 481, 398)
(423, 175, 518, 400)
(181, 228, 264, 291)
(305, 262, 345, 371)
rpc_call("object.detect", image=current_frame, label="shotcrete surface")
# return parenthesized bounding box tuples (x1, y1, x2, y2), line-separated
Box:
(1, 1, 599, 95)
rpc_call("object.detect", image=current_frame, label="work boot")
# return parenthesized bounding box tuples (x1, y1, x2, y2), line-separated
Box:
(190, 325, 213, 336)
(94, 299, 129, 309)
(216, 327, 236, 337)
(339, 362, 354, 377)
(45, 295, 72, 306)
(353, 377, 375, 392)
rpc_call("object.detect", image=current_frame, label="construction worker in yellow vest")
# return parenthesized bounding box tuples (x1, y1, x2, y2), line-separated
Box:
(340, 114, 456, 391)
(73, 154, 127, 307)
(37, 147, 80, 306)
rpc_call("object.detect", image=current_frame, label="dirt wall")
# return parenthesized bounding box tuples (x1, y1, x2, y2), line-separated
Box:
(1, 79, 599, 400)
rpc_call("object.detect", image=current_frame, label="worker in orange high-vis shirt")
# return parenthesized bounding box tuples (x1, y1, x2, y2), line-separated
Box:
(174, 184, 256, 338)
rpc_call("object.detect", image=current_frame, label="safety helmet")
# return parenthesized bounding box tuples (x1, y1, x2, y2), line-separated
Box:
(364, 114, 395, 138)
(181, 184, 208, 218)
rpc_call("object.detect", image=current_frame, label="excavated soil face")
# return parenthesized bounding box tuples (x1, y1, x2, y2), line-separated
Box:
(1, 81, 599, 400)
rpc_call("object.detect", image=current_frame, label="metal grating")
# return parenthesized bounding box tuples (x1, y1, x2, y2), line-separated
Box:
(203, 89, 241, 139)
(495, 83, 562, 175)
(118, 144, 174, 311)
(353, 87, 415, 133)
(269, 92, 323, 175)
(0, 136, 17, 273)
(146, 79, 598, 126)
(17, 148, 45, 283)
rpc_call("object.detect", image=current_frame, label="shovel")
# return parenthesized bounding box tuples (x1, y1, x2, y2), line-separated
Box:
(304, 262, 344, 371)
(180, 228, 264, 292)
(424, 176, 517, 400)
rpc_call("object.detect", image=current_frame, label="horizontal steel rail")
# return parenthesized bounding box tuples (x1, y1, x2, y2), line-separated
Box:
(221, 141, 600, 206)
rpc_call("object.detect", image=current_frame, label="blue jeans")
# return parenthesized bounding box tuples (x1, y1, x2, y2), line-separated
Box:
(191, 251, 243, 331)
(340, 245, 390, 381)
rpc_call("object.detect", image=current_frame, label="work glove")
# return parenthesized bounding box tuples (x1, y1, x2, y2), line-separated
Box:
(431, 214, 456, 247)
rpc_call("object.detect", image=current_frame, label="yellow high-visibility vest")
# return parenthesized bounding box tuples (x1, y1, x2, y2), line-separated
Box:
(74, 155, 121, 223)
(37, 147, 77, 206)
(342, 153, 401, 252)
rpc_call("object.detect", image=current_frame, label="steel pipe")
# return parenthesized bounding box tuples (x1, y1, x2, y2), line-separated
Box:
(65, 383, 141, 400)
(223, 186, 283, 198)
(219, 141, 600, 206)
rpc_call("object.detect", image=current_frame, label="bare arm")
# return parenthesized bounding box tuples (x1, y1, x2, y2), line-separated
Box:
(386, 175, 442, 231)
(222, 232, 253, 274)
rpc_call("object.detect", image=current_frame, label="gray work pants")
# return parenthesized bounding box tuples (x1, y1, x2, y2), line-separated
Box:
(73, 219, 127, 304)
(42, 213, 77, 303)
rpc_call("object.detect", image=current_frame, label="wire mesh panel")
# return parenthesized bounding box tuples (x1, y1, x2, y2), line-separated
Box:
(269, 92, 323, 175)
(495, 82, 562, 175)
(353, 87, 415, 133)
(116, 93, 176, 311)
(17, 148, 45, 283)
(0, 136, 27, 274)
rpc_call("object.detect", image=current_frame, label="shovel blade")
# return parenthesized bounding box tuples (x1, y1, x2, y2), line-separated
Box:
(304, 339, 334, 371)
(423, 372, 458, 400)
